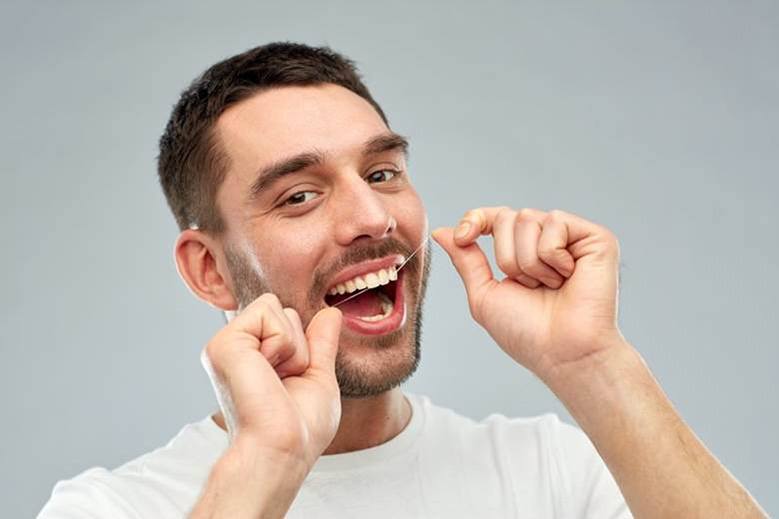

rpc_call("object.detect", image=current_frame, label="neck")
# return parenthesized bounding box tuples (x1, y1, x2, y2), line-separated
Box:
(211, 388, 412, 455)
(323, 388, 411, 454)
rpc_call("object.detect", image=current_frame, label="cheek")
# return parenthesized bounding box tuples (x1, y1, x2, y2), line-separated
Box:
(257, 226, 327, 292)
(395, 191, 428, 240)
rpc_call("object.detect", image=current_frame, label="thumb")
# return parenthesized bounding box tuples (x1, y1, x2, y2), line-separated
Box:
(432, 227, 495, 301)
(305, 307, 343, 374)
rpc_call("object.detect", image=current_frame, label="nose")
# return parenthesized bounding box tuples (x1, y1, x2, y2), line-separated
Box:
(332, 177, 396, 246)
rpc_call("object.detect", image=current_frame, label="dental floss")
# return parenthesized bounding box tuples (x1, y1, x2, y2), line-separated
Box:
(331, 232, 434, 308)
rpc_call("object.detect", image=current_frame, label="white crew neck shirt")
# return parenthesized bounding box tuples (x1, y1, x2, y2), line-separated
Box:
(39, 392, 630, 518)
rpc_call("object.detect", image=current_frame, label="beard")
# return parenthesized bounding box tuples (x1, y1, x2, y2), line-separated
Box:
(224, 238, 431, 398)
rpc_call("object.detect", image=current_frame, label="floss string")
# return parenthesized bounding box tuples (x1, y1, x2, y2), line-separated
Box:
(331, 233, 433, 308)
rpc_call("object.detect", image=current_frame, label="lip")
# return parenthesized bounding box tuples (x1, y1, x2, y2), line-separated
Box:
(325, 254, 405, 293)
(339, 268, 407, 336)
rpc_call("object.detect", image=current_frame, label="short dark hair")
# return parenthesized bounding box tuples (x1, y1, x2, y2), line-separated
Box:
(157, 42, 388, 234)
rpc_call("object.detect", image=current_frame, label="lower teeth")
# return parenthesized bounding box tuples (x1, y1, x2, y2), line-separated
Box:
(358, 292, 393, 322)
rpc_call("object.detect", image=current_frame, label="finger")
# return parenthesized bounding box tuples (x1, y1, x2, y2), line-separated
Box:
(538, 213, 575, 278)
(492, 208, 541, 288)
(305, 307, 343, 376)
(514, 215, 565, 288)
(258, 297, 297, 368)
(229, 293, 294, 368)
(515, 273, 542, 289)
(453, 207, 499, 246)
(284, 308, 308, 356)
(202, 294, 288, 378)
(431, 227, 495, 317)
(275, 308, 310, 379)
(454, 206, 546, 247)
(545, 209, 617, 262)
(229, 294, 289, 354)
(492, 207, 523, 280)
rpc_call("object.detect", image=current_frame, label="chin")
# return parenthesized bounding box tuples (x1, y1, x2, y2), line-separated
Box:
(334, 313, 423, 399)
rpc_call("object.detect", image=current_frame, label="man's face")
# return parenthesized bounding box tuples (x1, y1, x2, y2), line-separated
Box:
(214, 84, 430, 398)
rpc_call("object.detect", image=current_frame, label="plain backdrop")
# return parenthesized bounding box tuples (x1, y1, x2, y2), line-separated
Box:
(2, 1, 777, 516)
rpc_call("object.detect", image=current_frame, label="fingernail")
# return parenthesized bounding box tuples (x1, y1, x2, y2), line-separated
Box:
(455, 221, 471, 240)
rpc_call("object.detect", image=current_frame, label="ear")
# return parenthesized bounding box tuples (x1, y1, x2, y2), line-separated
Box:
(174, 229, 238, 311)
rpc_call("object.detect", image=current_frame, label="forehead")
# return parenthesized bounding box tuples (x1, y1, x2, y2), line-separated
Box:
(215, 84, 389, 176)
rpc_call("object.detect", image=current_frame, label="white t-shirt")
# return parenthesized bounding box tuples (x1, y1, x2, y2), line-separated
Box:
(38, 392, 631, 518)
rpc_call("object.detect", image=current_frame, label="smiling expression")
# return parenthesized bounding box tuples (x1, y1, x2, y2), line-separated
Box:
(212, 83, 430, 397)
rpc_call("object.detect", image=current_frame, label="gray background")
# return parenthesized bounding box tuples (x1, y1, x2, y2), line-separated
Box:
(2, 1, 777, 516)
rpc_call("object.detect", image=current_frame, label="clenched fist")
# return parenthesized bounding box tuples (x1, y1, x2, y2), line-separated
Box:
(201, 293, 343, 470)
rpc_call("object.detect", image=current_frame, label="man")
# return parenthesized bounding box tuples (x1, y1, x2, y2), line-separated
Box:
(39, 42, 766, 518)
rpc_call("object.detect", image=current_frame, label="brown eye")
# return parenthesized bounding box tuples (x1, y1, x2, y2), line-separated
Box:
(366, 169, 397, 183)
(285, 191, 317, 205)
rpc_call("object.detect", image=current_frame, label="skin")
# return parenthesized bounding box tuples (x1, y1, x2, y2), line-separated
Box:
(176, 84, 767, 518)
(433, 209, 767, 517)
(176, 84, 427, 459)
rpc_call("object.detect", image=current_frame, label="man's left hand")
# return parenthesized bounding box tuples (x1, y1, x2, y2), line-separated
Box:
(433, 207, 624, 381)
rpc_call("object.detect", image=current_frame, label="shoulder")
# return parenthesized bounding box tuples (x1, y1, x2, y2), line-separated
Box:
(37, 467, 139, 519)
(38, 417, 227, 519)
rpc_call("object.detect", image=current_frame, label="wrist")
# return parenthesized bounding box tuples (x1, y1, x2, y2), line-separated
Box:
(542, 336, 671, 435)
(540, 335, 648, 414)
(190, 435, 311, 519)
(226, 433, 311, 480)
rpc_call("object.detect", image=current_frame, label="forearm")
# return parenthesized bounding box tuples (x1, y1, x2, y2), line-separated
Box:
(545, 339, 767, 518)
(189, 437, 310, 519)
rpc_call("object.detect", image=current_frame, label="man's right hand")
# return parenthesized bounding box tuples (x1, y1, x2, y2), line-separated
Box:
(201, 294, 343, 471)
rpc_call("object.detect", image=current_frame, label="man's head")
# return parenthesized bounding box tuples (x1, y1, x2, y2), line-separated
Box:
(158, 42, 430, 398)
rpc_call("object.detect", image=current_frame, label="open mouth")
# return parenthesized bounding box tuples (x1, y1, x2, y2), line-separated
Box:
(324, 261, 406, 334)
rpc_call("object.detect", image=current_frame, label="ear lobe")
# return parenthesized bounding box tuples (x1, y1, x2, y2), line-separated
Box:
(174, 229, 238, 311)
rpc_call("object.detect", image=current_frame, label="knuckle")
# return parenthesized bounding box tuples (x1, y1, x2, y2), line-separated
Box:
(547, 209, 566, 221)
(495, 207, 516, 226)
(597, 227, 619, 246)
(495, 206, 513, 218)
(517, 208, 537, 220)
(462, 208, 480, 220)
(462, 208, 485, 228)
(258, 292, 280, 306)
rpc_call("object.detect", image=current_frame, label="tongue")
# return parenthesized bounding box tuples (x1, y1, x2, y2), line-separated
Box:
(331, 289, 383, 317)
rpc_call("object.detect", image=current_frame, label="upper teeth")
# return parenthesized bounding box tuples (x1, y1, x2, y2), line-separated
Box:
(328, 265, 399, 296)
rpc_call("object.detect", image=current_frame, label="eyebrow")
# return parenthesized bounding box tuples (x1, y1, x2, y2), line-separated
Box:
(247, 132, 409, 200)
(364, 132, 409, 156)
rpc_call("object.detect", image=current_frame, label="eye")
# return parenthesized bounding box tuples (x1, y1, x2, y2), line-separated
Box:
(284, 191, 318, 206)
(366, 169, 398, 184)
